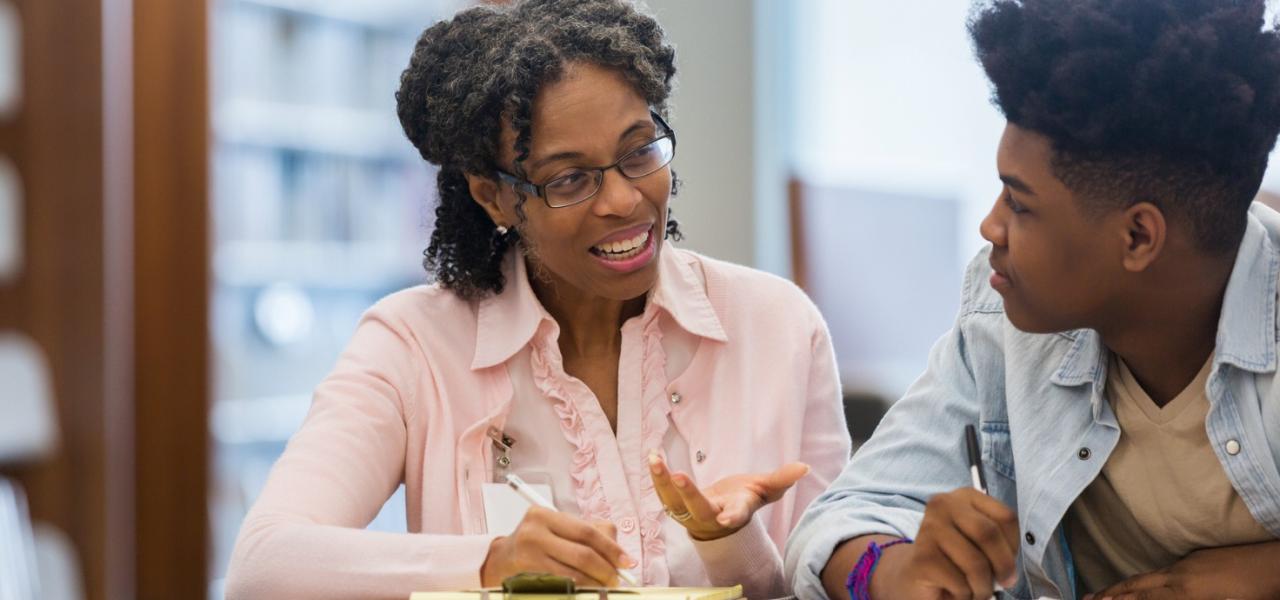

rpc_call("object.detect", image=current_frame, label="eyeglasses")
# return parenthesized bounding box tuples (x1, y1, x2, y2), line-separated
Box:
(494, 111, 676, 209)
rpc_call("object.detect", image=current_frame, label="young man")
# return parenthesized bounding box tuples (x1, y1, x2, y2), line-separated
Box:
(786, 1, 1280, 599)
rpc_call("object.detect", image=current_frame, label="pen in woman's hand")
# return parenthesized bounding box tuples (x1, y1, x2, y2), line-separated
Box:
(505, 474, 641, 587)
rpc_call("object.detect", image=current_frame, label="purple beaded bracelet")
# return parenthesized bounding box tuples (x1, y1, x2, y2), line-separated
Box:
(845, 537, 913, 600)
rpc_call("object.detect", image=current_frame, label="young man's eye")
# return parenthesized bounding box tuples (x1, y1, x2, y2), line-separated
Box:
(1004, 192, 1028, 214)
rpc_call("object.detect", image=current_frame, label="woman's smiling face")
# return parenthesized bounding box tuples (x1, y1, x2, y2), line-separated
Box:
(471, 62, 674, 302)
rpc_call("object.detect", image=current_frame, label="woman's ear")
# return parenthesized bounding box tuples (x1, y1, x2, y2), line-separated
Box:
(465, 172, 509, 228)
(1120, 201, 1167, 273)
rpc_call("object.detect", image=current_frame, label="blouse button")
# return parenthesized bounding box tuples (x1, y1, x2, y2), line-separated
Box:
(670, 392, 682, 404)
(1077, 447, 1091, 460)
(619, 517, 636, 533)
(1226, 439, 1241, 456)
(695, 450, 706, 463)
(1025, 531, 1036, 545)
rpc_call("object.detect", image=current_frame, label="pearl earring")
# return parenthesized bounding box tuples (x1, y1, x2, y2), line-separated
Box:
(495, 225, 509, 235)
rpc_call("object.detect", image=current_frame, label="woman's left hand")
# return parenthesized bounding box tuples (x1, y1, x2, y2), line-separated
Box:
(648, 452, 809, 541)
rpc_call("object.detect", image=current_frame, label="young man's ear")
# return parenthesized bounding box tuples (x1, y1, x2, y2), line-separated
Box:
(465, 173, 509, 228)
(1120, 201, 1167, 272)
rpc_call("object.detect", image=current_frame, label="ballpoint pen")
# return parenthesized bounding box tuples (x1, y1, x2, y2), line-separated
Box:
(965, 425, 1005, 599)
(505, 474, 641, 587)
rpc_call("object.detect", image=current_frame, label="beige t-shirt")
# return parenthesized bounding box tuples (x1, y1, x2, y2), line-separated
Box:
(1067, 355, 1274, 593)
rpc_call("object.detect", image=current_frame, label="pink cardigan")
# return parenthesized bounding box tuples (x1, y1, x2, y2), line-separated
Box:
(226, 246, 851, 599)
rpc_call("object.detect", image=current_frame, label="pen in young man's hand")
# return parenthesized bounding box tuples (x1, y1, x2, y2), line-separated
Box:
(965, 424, 988, 494)
(965, 424, 1004, 598)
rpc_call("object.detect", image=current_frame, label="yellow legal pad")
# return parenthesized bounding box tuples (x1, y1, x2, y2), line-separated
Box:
(410, 585, 743, 600)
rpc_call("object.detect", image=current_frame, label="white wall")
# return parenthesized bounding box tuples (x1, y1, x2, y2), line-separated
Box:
(752, 0, 796, 278)
(793, 0, 1280, 261)
(791, 1, 1006, 270)
(1268, 4, 1280, 193)
(644, 0, 756, 268)
(784, 1, 1005, 398)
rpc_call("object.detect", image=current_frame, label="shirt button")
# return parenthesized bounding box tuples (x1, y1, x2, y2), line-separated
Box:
(1077, 447, 1091, 460)
(1025, 532, 1036, 545)
(619, 518, 636, 533)
(1226, 439, 1241, 456)
(670, 392, 682, 404)
(695, 450, 706, 463)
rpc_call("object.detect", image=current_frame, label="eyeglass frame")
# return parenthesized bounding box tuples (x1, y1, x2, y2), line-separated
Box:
(493, 110, 676, 209)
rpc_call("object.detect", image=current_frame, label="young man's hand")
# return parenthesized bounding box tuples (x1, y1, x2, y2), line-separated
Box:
(1084, 541, 1280, 600)
(822, 488, 1020, 600)
(873, 488, 1020, 599)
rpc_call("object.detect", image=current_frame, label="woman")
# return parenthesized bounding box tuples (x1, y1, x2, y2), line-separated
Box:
(225, 1, 850, 598)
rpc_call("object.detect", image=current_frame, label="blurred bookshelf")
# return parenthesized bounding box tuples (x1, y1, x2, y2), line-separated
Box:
(208, 0, 462, 595)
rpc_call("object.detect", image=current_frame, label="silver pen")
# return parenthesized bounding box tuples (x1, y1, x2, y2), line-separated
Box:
(504, 474, 640, 587)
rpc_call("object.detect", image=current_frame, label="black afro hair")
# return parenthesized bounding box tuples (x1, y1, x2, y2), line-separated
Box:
(971, 0, 1280, 253)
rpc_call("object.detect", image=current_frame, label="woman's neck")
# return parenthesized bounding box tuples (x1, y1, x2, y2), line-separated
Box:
(528, 263, 646, 358)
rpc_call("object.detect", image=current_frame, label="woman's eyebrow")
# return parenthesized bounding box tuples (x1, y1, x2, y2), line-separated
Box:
(527, 119, 657, 171)
(529, 150, 584, 171)
(617, 118, 655, 141)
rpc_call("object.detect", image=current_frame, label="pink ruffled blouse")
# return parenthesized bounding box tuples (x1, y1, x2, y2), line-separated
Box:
(226, 246, 851, 600)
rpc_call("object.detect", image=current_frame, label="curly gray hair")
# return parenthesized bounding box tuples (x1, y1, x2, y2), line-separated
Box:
(396, 0, 682, 300)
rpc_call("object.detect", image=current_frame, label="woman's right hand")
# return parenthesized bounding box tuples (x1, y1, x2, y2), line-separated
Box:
(480, 506, 637, 587)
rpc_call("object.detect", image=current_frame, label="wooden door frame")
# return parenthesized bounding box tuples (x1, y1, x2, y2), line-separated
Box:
(0, 1, 122, 599)
(3, 0, 213, 596)
(131, 0, 210, 597)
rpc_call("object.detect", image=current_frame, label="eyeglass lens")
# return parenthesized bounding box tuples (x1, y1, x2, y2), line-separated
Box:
(542, 137, 674, 208)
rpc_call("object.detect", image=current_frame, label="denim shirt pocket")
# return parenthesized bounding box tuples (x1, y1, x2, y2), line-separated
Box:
(980, 420, 1016, 481)
(981, 420, 1036, 599)
(977, 419, 1039, 596)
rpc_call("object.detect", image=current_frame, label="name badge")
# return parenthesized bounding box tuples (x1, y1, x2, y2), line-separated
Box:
(481, 480, 554, 535)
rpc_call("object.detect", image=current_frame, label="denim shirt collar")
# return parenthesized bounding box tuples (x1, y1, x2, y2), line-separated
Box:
(1213, 208, 1279, 374)
(1049, 207, 1280, 402)
(1049, 329, 1110, 421)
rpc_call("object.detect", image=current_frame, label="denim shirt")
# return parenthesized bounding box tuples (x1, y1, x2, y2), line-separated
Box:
(786, 203, 1280, 600)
